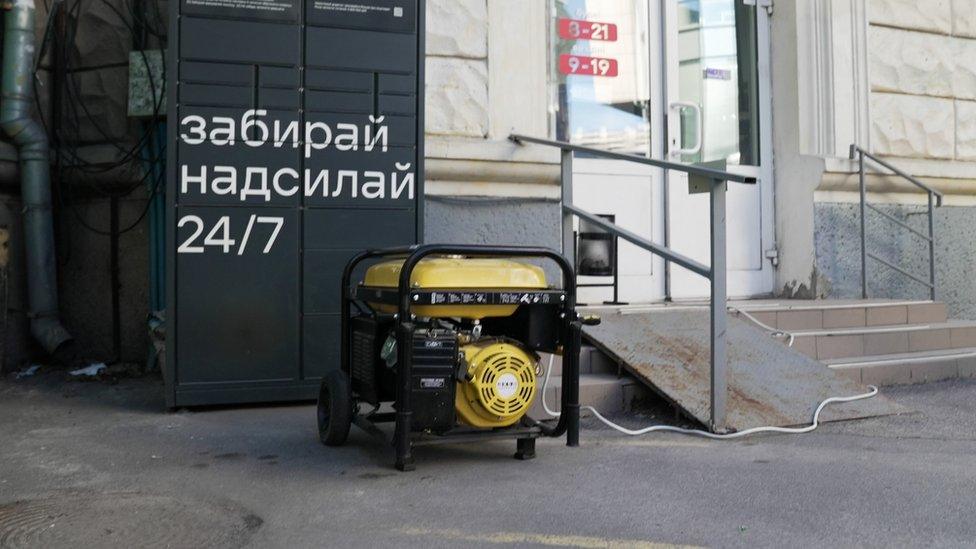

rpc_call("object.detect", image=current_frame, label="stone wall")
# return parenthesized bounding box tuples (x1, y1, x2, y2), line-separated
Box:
(425, 197, 560, 249)
(815, 202, 976, 320)
(423, 0, 559, 200)
(425, 0, 489, 138)
(867, 0, 976, 162)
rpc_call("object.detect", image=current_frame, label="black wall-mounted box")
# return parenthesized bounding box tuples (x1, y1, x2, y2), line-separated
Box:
(165, 0, 425, 407)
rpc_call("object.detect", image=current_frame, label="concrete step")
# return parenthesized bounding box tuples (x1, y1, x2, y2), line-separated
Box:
(826, 348, 976, 386)
(542, 345, 617, 377)
(526, 373, 647, 419)
(787, 320, 976, 361)
(737, 300, 947, 331)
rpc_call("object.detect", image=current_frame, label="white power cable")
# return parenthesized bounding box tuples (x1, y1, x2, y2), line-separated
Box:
(728, 307, 795, 347)
(541, 354, 562, 418)
(541, 355, 879, 439)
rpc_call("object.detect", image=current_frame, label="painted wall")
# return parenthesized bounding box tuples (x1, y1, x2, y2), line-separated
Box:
(769, 0, 829, 298)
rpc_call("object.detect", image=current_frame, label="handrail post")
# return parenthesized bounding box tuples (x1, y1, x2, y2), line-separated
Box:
(561, 148, 575, 267)
(859, 150, 868, 299)
(928, 191, 936, 301)
(709, 178, 728, 433)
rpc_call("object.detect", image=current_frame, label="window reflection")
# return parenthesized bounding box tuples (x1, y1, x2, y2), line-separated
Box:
(550, 0, 760, 166)
(676, 0, 759, 166)
(552, 0, 651, 157)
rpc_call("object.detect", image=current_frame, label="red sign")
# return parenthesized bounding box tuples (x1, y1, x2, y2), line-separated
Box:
(559, 54, 619, 77)
(558, 18, 618, 42)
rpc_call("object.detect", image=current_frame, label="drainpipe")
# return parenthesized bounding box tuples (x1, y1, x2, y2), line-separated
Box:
(1, 0, 72, 355)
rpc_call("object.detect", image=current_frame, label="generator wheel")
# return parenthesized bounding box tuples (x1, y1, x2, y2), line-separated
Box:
(317, 371, 352, 446)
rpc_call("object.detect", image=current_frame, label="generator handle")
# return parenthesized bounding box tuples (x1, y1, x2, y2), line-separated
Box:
(392, 244, 577, 317)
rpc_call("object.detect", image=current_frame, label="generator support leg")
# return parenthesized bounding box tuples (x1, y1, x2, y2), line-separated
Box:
(514, 438, 536, 460)
(394, 425, 414, 471)
(394, 321, 416, 471)
(566, 321, 582, 447)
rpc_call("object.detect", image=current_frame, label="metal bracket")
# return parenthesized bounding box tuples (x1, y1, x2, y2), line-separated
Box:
(743, 0, 772, 15)
(764, 248, 779, 267)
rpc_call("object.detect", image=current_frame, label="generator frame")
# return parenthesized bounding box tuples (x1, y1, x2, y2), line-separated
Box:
(337, 244, 581, 471)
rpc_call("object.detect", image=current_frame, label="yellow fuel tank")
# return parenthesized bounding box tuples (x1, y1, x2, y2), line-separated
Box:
(363, 256, 547, 318)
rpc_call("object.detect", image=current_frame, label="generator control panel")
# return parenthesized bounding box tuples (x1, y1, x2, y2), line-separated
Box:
(165, 0, 425, 406)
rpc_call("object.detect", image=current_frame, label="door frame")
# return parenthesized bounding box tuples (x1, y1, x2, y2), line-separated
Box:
(661, 0, 776, 300)
(572, 0, 667, 304)
(568, 0, 776, 303)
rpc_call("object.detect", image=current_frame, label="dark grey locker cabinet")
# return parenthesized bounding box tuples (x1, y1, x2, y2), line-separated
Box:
(167, 0, 425, 406)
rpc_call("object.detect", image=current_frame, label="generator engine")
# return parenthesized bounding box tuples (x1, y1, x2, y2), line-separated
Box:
(319, 245, 584, 471)
(455, 339, 538, 428)
(353, 257, 552, 432)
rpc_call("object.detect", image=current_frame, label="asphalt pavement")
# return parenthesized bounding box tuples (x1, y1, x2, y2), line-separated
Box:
(1, 371, 974, 548)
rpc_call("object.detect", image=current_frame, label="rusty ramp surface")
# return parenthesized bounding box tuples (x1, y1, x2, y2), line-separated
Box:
(583, 309, 907, 431)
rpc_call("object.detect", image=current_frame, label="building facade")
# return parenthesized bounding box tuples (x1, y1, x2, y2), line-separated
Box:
(425, 0, 976, 315)
(2, 0, 976, 368)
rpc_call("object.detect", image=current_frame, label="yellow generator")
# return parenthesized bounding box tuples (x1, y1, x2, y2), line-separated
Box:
(317, 244, 590, 471)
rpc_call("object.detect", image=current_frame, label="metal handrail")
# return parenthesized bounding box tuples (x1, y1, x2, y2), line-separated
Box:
(849, 144, 940, 300)
(850, 145, 944, 205)
(511, 133, 753, 433)
(564, 203, 710, 278)
(511, 134, 758, 184)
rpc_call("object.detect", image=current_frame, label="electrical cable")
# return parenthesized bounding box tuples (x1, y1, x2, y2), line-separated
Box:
(728, 306, 796, 347)
(540, 354, 879, 439)
(66, 164, 164, 236)
(44, 0, 168, 236)
(55, 3, 150, 183)
(54, 0, 163, 169)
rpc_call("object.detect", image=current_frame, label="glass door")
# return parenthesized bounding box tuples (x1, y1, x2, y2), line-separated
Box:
(552, 0, 666, 304)
(664, 0, 774, 299)
(549, 0, 774, 303)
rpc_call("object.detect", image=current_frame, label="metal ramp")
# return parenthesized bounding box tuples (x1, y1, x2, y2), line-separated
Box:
(583, 309, 908, 431)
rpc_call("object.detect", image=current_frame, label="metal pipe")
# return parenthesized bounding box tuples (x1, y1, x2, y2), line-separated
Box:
(564, 203, 711, 278)
(851, 144, 944, 203)
(858, 151, 868, 299)
(565, 320, 581, 447)
(560, 148, 574, 265)
(865, 203, 932, 241)
(709, 179, 728, 433)
(1, 0, 72, 355)
(928, 192, 936, 301)
(866, 252, 935, 289)
(510, 134, 757, 184)
(663, 166, 672, 302)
